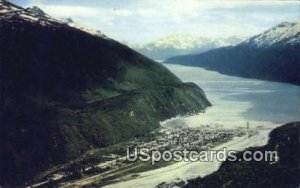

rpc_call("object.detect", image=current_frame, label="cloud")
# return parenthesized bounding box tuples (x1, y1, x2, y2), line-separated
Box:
(27, 4, 133, 18)
(40, 5, 98, 17)
(22, 0, 300, 43)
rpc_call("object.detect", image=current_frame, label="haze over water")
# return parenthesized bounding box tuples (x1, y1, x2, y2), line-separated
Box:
(163, 64, 300, 128)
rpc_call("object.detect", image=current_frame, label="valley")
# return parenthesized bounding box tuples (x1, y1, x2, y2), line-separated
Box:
(0, 1, 210, 186)
(1, 1, 299, 187)
(35, 65, 300, 187)
(33, 123, 252, 187)
(101, 64, 300, 187)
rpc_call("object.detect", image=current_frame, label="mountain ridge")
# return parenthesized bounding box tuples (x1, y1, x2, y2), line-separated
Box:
(243, 21, 300, 48)
(0, 1, 211, 186)
(165, 21, 300, 85)
(131, 34, 246, 60)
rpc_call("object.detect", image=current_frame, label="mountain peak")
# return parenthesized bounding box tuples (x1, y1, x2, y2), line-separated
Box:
(0, 1, 211, 185)
(277, 21, 296, 28)
(244, 21, 300, 48)
(61, 17, 106, 38)
(165, 21, 300, 85)
(26, 6, 46, 16)
(0, 1, 107, 38)
(62, 17, 74, 23)
(0, 0, 63, 26)
(131, 34, 246, 59)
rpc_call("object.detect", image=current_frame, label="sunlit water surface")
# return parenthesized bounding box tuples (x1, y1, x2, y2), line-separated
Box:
(106, 65, 300, 188)
(163, 64, 300, 129)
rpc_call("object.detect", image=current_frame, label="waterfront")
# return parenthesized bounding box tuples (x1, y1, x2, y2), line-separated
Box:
(163, 64, 300, 128)
(104, 64, 299, 187)
(39, 65, 300, 188)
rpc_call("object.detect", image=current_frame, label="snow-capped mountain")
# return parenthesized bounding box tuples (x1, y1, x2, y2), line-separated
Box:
(61, 17, 106, 38)
(131, 33, 246, 60)
(0, 1, 210, 186)
(0, 1, 107, 38)
(26, 5, 46, 16)
(244, 21, 300, 48)
(26, 5, 107, 38)
(0, 1, 62, 26)
(165, 21, 300, 85)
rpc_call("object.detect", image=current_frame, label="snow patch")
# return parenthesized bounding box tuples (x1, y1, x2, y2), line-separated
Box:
(244, 21, 300, 47)
(61, 17, 107, 38)
(0, 2, 108, 39)
(131, 34, 246, 51)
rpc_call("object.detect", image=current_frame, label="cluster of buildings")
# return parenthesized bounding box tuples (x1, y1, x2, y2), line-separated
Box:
(142, 126, 246, 150)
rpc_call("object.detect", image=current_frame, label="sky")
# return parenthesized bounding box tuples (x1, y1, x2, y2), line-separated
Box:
(9, 0, 300, 44)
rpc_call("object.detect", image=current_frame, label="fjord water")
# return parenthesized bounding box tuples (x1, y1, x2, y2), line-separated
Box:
(106, 64, 299, 188)
(163, 64, 300, 128)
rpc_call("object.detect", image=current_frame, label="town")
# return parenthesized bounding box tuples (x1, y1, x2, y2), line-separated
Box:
(32, 123, 258, 188)
(127, 124, 251, 153)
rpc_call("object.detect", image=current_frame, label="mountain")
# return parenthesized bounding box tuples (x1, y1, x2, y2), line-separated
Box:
(60, 17, 106, 38)
(244, 22, 300, 48)
(26, 6, 106, 38)
(131, 34, 246, 60)
(26, 5, 46, 16)
(165, 21, 300, 85)
(185, 122, 300, 188)
(0, 1, 210, 186)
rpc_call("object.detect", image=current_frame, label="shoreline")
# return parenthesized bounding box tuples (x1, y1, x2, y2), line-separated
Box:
(31, 120, 275, 188)
(56, 125, 246, 187)
(104, 128, 272, 188)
